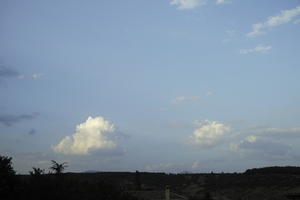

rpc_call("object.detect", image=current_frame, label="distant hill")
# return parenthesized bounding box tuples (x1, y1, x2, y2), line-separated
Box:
(245, 166, 300, 175)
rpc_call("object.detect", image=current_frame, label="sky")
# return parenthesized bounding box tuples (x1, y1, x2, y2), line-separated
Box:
(0, 0, 300, 174)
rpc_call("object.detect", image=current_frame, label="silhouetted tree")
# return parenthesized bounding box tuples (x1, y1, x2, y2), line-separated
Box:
(0, 155, 15, 176)
(29, 167, 45, 176)
(0, 155, 16, 199)
(49, 160, 68, 175)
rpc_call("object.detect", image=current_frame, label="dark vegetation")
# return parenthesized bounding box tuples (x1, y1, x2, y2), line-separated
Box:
(245, 166, 300, 175)
(1, 154, 300, 200)
(0, 155, 137, 200)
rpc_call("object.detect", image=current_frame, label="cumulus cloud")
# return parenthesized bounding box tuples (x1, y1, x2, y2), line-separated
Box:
(53, 116, 117, 155)
(0, 113, 39, 127)
(247, 6, 300, 37)
(170, 0, 207, 10)
(171, 92, 213, 104)
(188, 120, 231, 147)
(240, 44, 272, 54)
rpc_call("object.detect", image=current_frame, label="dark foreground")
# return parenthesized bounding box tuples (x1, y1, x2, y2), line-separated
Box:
(2, 167, 300, 200)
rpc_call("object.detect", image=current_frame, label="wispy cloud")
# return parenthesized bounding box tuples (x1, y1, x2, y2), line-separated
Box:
(170, 0, 207, 10)
(247, 6, 300, 37)
(0, 65, 19, 81)
(188, 120, 231, 148)
(0, 113, 39, 127)
(222, 30, 236, 43)
(239, 44, 272, 54)
(18, 73, 44, 80)
(53, 116, 118, 155)
(171, 96, 201, 104)
(0, 65, 44, 82)
(171, 92, 213, 104)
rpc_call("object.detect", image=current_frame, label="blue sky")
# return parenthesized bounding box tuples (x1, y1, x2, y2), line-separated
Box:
(1, 0, 300, 174)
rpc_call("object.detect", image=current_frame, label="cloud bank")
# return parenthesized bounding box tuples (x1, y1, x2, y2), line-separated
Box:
(247, 6, 300, 37)
(231, 135, 292, 158)
(188, 120, 231, 147)
(53, 116, 117, 155)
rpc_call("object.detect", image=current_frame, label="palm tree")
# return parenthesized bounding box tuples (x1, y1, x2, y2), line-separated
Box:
(49, 160, 68, 175)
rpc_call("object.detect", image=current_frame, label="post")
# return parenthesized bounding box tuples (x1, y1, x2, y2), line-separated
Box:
(165, 185, 170, 200)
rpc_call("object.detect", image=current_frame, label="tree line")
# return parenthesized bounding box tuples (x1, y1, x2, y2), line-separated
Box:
(0, 155, 137, 200)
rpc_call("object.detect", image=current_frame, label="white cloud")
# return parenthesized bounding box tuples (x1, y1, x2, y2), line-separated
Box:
(53, 116, 117, 155)
(239, 44, 272, 54)
(247, 6, 300, 37)
(205, 91, 213, 96)
(18, 73, 44, 80)
(188, 120, 231, 147)
(31, 73, 44, 79)
(245, 135, 257, 143)
(171, 95, 201, 104)
(247, 23, 265, 37)
(170, 0, 206, 10)
(171, 92, 213, 104)
(216, 0, 229, 5)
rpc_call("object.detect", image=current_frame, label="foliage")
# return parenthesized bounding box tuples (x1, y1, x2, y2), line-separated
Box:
(29, 167, 45, 176)
(0, 155, 16, 199)
(0, 155, 15, 176)
(49, 160, 68, 174)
